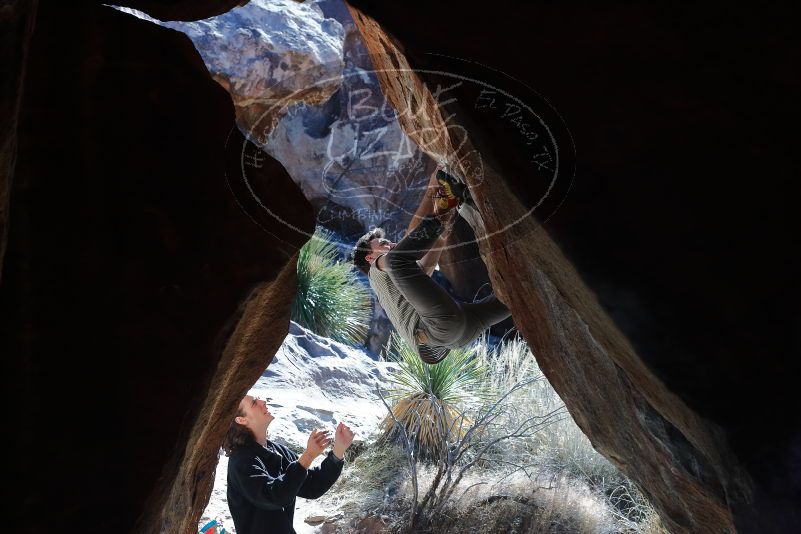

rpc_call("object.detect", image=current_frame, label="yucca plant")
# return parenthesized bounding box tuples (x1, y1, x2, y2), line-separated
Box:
(292, 228, 372, 345)
(380, 333, 487, 460)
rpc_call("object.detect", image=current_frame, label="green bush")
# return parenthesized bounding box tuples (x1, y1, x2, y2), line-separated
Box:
(329, 335, 667, 533)
(292, 228, 371, 345)
(380, 333, 487, 460)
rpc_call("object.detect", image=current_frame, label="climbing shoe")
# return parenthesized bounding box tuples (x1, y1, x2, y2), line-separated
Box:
(433, 184, 460, 212)
(436, 168, 476, 210)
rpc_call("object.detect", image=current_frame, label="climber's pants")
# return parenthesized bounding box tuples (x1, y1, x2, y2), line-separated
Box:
(383, 215, 511, 347)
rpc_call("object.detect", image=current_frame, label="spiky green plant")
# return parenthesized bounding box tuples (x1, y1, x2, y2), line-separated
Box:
(381, 333, 487, 460)
(292, 228, 371, 345)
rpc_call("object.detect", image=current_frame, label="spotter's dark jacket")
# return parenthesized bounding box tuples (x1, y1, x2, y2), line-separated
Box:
(227, 440, 344, 534)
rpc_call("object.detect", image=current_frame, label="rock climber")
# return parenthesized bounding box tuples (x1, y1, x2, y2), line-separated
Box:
(223, 394, 355, 534)
(351, 169, 511, 364)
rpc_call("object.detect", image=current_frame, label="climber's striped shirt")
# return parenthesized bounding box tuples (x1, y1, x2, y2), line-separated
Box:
(368, 260, 450, 364)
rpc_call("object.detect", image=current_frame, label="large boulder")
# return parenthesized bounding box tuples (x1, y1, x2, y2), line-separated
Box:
(256, 321, 396, 446)
(122, 0, 436, 241)
(122, 0, 460, 353)
(2, 2, 314, 532)
(346, 3, 799, 533)
(263, 0, 436, 237)
(119, 0, 347, 144)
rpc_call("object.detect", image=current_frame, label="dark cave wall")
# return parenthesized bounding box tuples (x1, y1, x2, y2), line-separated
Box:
(0, 0, 38, 278)
(342, 1, 801, 449)
(2, 1, 313, 531)
(347, 2, 800, 532)
(2, 0, 798, 532)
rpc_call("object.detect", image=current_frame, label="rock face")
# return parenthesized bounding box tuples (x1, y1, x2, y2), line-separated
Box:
(263, 0, 436, 240)
(2, 2, 314, 533)
(124, 0, 463, 353)
(347, 4, 799, 533)
(255, 321, 396, 446)
(0, 0, 37, 278)
(124, 0, 436, 242)
(120, 0, 347, 145)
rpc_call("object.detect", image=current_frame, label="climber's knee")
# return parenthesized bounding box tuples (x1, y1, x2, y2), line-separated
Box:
(384, 248, 415, 273)
(421, 311, 467, 346)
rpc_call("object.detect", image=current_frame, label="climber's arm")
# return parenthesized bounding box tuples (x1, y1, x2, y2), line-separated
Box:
(416, 234, 446, 277)
(377, 212, 453, 276)
(417, 224, 452, 276)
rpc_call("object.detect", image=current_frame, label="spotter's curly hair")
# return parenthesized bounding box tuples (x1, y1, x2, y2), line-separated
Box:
(222, 403, 256, 456)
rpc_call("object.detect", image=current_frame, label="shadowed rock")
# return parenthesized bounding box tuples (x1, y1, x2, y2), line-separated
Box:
(126, 0, 437, 242)
(5, 1, 797, 532)
(346, 3, 799, 532)
(2, 2, 313, 532)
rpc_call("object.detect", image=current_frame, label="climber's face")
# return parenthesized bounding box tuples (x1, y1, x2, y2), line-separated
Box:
(366, 237, 395, 263)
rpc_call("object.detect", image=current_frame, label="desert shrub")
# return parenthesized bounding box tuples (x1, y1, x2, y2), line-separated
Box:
(292, 228, 371, 345)
(328, 443, 409, 514)
(375, 334, 565, 531)
(379, 333, 487, 461)
(316, 335, 666, 533)
(469, 335, 565, 468)
(472, 336, 620, 479)
(475, 335, 666, 530)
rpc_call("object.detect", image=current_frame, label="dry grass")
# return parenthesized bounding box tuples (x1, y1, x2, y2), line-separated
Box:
(321, 336, 668, 534)
(414, 470, 618, 533)
(379, 333, 485, 460)
(324, 462, 666, 533)
(316, 444, 408, 518)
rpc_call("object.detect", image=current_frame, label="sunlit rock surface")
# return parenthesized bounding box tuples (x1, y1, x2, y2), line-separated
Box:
(120, 0, 434, 241)
(118, 0, 346, 143)
(263, 0, 435, 238)
(256, 321, 395, 447)
(5, 3, 315, 533)
(120, 0, 453, 353)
